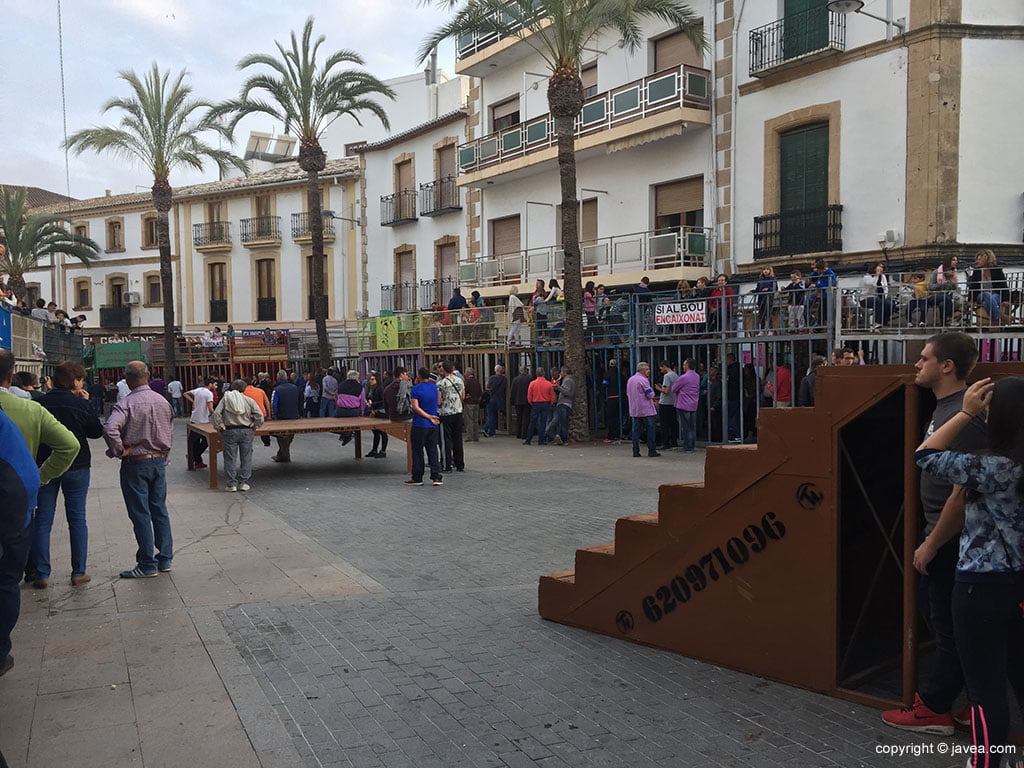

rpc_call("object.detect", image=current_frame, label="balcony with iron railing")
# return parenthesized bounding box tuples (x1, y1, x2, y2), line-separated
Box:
(99, 305, 132, 328)
(240, 216, 282, 246)
(458, 227, 712, 289)
(749, 7, 846, 76)
(753, 205, 843, 260)
(193, 221, 232, 251)
(458, 64, 710, 178)
(290, 212, 336, 242)
(380, 190, 418, 226)
(454, 3, 544, 72)
(256, 297, 277, 322)
(209, 299, 228, 324)
(379, 277, 461, 313)
(419, 178, 461, 216)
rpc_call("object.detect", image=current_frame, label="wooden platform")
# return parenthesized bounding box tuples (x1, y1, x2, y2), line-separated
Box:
(187, 417, 412, 489)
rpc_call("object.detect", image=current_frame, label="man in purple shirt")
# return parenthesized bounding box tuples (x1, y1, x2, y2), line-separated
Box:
(626, 361, 660, 457)
(671, 358, 700, 452)
(102, 361, 175, 579)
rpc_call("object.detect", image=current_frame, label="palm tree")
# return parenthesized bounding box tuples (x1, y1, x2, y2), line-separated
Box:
(65, 64, 247, 381)
(421, 0, 704, 440)
(213, 17, 395, 371)
(0, 185, 101, 301)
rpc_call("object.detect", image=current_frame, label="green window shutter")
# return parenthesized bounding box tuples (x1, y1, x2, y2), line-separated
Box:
(779, 122, 829, 255)
(783, 0, 828, 59)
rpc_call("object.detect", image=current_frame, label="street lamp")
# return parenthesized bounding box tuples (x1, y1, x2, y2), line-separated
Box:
(321, 209, 363, 227)
(826, 0, 906, 42)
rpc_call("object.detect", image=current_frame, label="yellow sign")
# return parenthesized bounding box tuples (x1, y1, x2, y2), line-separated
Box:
(377, 316, 398, 350)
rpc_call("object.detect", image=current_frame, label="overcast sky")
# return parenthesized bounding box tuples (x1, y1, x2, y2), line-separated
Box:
(1, 0, 456, 201)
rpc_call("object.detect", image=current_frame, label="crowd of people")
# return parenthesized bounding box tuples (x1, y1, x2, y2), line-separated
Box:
(1, 289, 87, 333)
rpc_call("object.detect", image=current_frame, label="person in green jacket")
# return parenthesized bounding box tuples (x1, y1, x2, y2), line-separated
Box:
(0, 348, 78, 682)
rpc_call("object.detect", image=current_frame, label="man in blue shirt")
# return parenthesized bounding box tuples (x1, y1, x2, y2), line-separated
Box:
(447, 287, 468, 312)
(270, 370, 301, 463)
(406, 367, 442, 486)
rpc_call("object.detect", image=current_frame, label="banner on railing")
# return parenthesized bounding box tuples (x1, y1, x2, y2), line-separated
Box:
(655, 300, 706, 325)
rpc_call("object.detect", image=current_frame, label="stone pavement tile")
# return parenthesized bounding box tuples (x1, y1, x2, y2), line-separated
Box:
(27, 723, 143, 768)
(37, 616, 127, 694)
(31, 684, 136, 736)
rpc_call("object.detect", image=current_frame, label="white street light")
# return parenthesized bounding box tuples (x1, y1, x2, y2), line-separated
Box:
(826, 0, 906, 41)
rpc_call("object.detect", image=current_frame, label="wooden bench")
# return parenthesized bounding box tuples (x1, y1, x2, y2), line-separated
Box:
(187, 417, 412, 490)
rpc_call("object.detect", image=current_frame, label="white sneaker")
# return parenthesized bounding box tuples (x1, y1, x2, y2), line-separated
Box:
(225, 485, 237, 492)
(239, 482, 250, 491)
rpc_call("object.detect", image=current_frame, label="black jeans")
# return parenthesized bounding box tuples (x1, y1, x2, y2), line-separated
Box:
(953, 579, 1024, 768)
(440, 412, 464, 470)
(515, 404, 530, 439)
(411, 425, 442, 482)
(186, 430, 207, 467)
(920, 537, 964, 713)
(0, 524, 32, 662)
(658, 403, 677, 447)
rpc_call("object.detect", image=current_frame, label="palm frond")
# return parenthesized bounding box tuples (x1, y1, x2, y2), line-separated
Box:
(0, 186, 101, 280)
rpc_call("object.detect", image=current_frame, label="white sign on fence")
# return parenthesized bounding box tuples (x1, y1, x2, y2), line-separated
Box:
(654, 300, 707, 325)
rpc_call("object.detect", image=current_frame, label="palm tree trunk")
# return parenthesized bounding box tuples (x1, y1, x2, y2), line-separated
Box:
(549, 71, 588, 441)
(306, 172, 330, 372)
(7, 274, 27, 302)
(153, 179, 176, 382)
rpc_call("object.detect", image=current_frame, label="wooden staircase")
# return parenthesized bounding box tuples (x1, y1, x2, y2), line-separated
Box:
(539, 364, 1021, 702)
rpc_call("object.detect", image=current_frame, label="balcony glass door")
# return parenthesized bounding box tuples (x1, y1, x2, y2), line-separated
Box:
(784, 0, 828, 59)
(779, 122, 829, 256)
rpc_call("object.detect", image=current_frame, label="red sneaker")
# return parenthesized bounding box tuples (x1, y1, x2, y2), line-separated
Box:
(881, 694, 954, 735)
(194, 462, 208, 469)
(954, 705, 971, 728)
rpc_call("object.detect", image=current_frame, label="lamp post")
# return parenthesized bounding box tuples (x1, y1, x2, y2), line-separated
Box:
(826, 0, 905, 42)
(321, 209, 363, 228)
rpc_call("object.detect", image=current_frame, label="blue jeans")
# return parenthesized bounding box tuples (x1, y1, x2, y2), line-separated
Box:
(410, 425, 442, 482)
(0, 524, 31, 661)
(631, 414, 657, 455)
(676, 409, 696, 451)
(483, 397, 502, 436)
(30, 468, 90, 579)
(524, 402, 551, 444)
(544, 404, 570, 443)
(319, 397, 336, 418)
(119, 458, 173, 572)
(172, 397, 184, 417)
(920, 536, 964, 714)
(977, 291, 1002, 321)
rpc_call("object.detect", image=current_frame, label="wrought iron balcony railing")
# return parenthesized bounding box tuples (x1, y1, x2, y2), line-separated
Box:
(256, 297, 277, 322)
(290, 212, 336, 239)
(209, 299, 228, 324)
(99, 305, 132, 328)
(193, 221, 231, 247)
(458, 64, 710, 175)
(749, 7, 846, 75)
(753, 205, 843, 260)
(240, 216, 281, 243)
(380, 190, 417, 226)
(419, 178, 461, 216)
(458, 227, 711, 288)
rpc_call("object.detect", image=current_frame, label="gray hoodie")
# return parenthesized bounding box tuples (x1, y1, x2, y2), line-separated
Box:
(554, 375, 576, 409)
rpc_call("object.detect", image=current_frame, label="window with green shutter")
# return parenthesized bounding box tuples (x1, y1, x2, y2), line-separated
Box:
(783, 0, 828, 60)
(779, 122, 829, 255)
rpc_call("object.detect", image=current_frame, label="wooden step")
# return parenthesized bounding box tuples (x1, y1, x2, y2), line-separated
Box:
(573, 542, 616, 585)
(537, 569, 575, 617)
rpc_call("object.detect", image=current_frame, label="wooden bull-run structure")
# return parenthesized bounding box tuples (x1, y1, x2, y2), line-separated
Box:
(539, 362, 1024, 707)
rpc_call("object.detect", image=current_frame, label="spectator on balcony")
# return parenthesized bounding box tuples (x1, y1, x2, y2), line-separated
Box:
(967, 249, 1010, 326)
(750, 266, 777, 330)
(543, 279, 563, 346)
(707, 274, 736, 333)
(804, 258, 837, 326)
(507, 286, 526, 347)
(447, 286, 468, 313)
(583, 281, 597, 343)
(860, 261, 895, 329)
(782, 271, 806, 330)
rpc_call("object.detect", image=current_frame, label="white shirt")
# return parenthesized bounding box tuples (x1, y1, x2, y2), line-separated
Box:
(116, 379, 131, 401)
(189, 387, 214, 424)
(167, 380, 183, 398)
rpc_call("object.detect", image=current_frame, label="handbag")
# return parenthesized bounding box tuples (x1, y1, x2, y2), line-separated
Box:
(479, 389, 491, 408)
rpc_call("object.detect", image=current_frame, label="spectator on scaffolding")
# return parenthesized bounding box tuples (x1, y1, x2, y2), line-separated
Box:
(782, 271, 806, 330)
(924, 255, 961, 327)
(708, 274, 736, 333)
(447, 286, 468, 313)
(860, 261, 895, 329)
(530, 279, 548, 344)
(30, 299, 50, 323)
(750, 266, 777, 330)
(583, 281, 597, 343)
(804, 258, 836, 326)
(544, 279, 563, 346)
(507, 287, 526, 348)
(967, 249, 1010, 326)
(70, 314, 86, 331)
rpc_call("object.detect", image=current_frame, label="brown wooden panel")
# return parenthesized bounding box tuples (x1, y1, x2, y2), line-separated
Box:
(490, 215, 520, 256)
(654, 30, 702, 70)
(655, 177, 703, 219)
